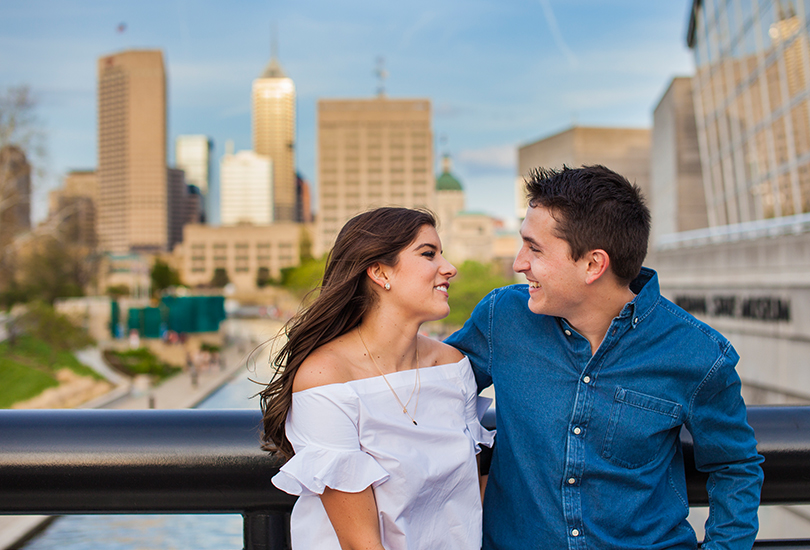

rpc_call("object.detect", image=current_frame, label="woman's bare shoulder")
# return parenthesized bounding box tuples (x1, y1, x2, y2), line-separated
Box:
(419, 335, 464, 367)
(292, 337, 356, 393)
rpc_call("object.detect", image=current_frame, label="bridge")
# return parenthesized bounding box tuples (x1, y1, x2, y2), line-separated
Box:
(1, 406, 809, 549)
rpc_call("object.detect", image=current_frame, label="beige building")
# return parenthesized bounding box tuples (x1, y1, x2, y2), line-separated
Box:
(252, 57, 296, 222)
(317, 97, 435, 255)
(97, 50, 168, 254)
(220, 150, 274, 226)
(176, 223, 310, 290)
(517, 126, 651, 215)
(650, 77, 708, 246)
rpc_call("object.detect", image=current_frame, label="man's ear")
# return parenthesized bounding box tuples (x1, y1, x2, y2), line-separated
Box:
(366, 263, 389, 290)
(584, 249, 610, 285)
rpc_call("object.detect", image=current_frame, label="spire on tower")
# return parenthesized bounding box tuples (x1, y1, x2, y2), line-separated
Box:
(375, 56, 388, 97)
(260, 22, 286, 78)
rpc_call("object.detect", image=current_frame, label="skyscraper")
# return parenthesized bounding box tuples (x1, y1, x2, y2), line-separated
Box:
(175, 135, 212, 195)
(220, 149, 273, 226)
(316, 97, 435, 254)
(97, 49, 167, 253)
(252, 56, 296, 222)
(175, 135, 213, 222)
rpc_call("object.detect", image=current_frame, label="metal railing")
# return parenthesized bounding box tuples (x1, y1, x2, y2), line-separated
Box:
(1, 406, 810, 549)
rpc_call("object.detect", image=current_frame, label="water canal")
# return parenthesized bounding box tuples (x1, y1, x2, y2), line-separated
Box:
(22, 372, 262, 550)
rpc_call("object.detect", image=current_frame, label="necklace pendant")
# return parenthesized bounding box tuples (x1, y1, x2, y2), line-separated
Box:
(412, 420, 418, 426)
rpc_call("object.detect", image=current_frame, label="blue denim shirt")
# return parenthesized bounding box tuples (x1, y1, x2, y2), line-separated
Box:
(446, 268, 763, 550)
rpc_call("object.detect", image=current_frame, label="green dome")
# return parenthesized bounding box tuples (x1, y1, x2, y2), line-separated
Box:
(436, 171, 463, 191)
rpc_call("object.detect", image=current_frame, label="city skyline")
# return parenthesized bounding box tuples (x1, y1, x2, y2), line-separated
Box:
(1, 1, 695, 224)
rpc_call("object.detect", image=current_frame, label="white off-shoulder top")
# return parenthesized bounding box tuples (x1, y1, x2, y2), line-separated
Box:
(272, 356, 495, 550)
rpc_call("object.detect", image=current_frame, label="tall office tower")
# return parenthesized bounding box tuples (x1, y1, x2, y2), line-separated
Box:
(296, 173, 313, 223)
(316, 97, 435, 254)
(175, 135, 213, 221)
(175, 135, 212, 195)
(167, 167, 196, 250)
(0, 144, 31, 236)
(220, 150, 273, 226)
(97, 49, 167, 254)
(252, 56, 296, 222)
(688, 0, 810, 224)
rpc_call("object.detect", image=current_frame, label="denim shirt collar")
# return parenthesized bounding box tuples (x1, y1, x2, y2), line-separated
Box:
(620, 266, 659, 330)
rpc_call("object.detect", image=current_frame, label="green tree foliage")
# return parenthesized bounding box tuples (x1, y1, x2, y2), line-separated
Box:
(103, 347, 180, 380)
(445, 260, 513, 327)
(299, 226, 314, 262)
(210, 267, 230, 288)
(280, 257, 327, 295)
(16, 236, 93, 305)
(150, 258, 181, 295)
(13, 301, 95, 351)
(0, 86, 44, 304)
(106, 284, 130, 298)
(256, 266, 272, 288)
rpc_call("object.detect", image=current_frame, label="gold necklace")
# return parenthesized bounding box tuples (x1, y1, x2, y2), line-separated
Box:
(357, 329, 421, 426)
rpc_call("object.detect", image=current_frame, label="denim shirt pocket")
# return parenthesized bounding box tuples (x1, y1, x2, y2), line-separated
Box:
(601, 388, 682, 469)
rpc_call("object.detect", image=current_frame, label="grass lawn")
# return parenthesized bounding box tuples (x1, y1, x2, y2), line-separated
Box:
(0, 335, 104, 409)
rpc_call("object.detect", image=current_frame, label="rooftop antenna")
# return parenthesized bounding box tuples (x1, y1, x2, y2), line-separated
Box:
(375, 56, 388, 97)
(271, 22, 279, 60)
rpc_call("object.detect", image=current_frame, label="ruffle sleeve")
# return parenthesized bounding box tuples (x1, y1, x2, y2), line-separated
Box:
(271, 385, 390, 496)
(461, 357, 496, 451)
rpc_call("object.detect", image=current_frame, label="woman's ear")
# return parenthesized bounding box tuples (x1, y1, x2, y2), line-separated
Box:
(366, 263, 390, 290)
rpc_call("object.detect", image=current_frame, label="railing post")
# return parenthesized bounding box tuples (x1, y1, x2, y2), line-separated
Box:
(243, 510, 289, 550)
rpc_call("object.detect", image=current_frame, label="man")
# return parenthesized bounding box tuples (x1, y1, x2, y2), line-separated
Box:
(446, 165, 763, 549)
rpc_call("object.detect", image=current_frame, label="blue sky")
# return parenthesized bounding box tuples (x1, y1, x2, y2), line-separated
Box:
(1, 1, 695, 224)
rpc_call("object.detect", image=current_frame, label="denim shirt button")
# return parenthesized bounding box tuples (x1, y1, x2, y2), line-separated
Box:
(567, 477, 576, 485)
(573, 426, 582, 435)
(564, 329, 572, 336)
(583, 376, 591, 384)
(571, 529, 580, 537)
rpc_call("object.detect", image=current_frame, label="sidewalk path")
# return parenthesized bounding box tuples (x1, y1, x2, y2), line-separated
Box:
(0, 318, 284, 550)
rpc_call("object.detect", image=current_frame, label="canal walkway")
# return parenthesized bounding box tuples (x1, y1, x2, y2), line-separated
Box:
(0, 319, 283, 550)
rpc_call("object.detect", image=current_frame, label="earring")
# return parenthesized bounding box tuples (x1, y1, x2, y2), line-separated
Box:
(384, 282, 391, 291)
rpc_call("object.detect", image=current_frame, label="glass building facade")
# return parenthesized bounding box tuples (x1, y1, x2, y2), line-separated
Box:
(688, 0, 810, 225)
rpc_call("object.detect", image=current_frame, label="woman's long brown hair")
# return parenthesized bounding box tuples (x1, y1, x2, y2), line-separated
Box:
(259, 207, 437, 459)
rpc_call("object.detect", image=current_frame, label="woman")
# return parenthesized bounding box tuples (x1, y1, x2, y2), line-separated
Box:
(260, 207, 494, 550)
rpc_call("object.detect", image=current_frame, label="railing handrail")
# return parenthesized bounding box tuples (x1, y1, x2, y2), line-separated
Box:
(2, 406, 810, 548)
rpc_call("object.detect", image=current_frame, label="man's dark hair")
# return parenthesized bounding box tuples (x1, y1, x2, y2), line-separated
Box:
(525, 165, 650, 284)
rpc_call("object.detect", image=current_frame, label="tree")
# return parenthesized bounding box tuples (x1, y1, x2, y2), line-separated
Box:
(445, 260, 514, 327)
(150, 258, 181, 295)
(15, 235, 90, 304)
(256, 266, 272, 288)
(0, 86, 42, 152)
(280, 257, 327, 296)
(0, 86, 45, 307)
(211, 267, 230, 288)
(299, 226, 314, 262)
